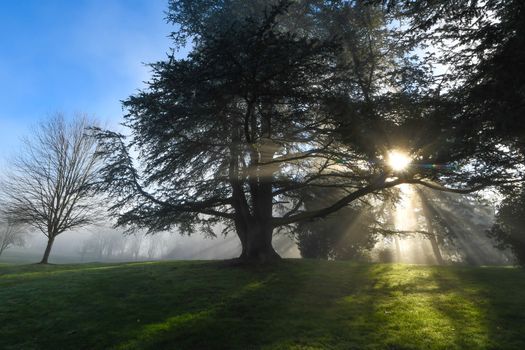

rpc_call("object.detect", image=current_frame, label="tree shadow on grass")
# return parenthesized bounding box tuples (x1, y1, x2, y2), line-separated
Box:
(2, 261, 525, 350)
(111, 261, 395, 350)
(114, 262, 525, 350)
(1, 261, 257, 349)
(346, 264, 525, 350)
(428, 266, 525, 350)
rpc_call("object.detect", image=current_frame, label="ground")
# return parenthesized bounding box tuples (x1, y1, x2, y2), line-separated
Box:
(1, 260, 524, 350)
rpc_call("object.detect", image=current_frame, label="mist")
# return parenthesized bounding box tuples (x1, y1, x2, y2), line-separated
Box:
(0, 224, 300, 264)
(370, 185, 513, 265)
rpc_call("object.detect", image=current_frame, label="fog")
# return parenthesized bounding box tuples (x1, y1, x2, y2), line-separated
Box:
(370, 185, 513, 265)
(0, 224, 300, 264)
(0, 182, 516, 266)
(0, 184, 515, 265)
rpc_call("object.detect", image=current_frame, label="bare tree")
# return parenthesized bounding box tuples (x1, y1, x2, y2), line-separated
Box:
(1, 113, 103, 264)
(0, 218, 26, 257)
(79, 228, 127, 261)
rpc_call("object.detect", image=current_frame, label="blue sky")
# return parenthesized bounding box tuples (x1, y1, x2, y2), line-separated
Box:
(0, 0, 181, 160)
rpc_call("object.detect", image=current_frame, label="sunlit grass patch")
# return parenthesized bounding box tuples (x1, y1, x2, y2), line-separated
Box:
(116, 310, 214, 349)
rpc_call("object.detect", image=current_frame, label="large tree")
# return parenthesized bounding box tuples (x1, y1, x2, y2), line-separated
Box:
(1, 113, 103, 264)
(96, 0, 516, 263)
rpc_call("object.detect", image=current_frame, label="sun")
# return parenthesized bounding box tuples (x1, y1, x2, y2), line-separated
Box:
(387, 150, 411, 172)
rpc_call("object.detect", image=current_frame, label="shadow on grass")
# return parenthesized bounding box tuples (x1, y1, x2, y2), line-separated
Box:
(114, 263, 413, 349)
(1, 261, 525, 350)
(429, 266, 525, 350)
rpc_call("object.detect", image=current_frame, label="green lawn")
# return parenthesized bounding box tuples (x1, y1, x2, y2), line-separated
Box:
(1, 260, 524, 350)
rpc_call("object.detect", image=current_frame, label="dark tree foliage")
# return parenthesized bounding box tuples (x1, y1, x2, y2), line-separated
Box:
(381, 0, 525, 184)
(95, 0, 517, 263)
(376, 0, 525, 264)
(296, 210, 378, 260)
(295, 188, 379, 260)
(490, 188, 525, 265)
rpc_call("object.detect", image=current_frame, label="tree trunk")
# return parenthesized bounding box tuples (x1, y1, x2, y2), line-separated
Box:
(420, 197, 444, 265)
(428, 233, 444, 265)
(40, 236, 55, 264)
(229, 120, 281, 264)
(238, 223, 280, 263)
(0, 237, 8, 257)
(394, 236, 402, 262)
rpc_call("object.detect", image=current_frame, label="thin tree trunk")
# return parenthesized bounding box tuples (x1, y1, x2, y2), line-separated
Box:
(40, 235, 55, 264)
(394, 236, 402, 262)
(428, 233, 444, 265)
(418, 192, 444, 265)
(0, 237, 8, 257)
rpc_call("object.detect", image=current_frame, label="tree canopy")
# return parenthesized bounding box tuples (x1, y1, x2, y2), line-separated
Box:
(95, 0, 525, 263)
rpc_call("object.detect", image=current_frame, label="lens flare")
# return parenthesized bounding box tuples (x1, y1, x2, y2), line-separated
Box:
(387, 150, 411, 172)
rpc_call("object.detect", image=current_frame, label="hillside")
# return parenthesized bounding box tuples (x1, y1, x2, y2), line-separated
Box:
(1, 260, 525, 349)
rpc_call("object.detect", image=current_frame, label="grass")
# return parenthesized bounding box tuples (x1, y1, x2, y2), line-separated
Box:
(1, 260, 525, 349)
